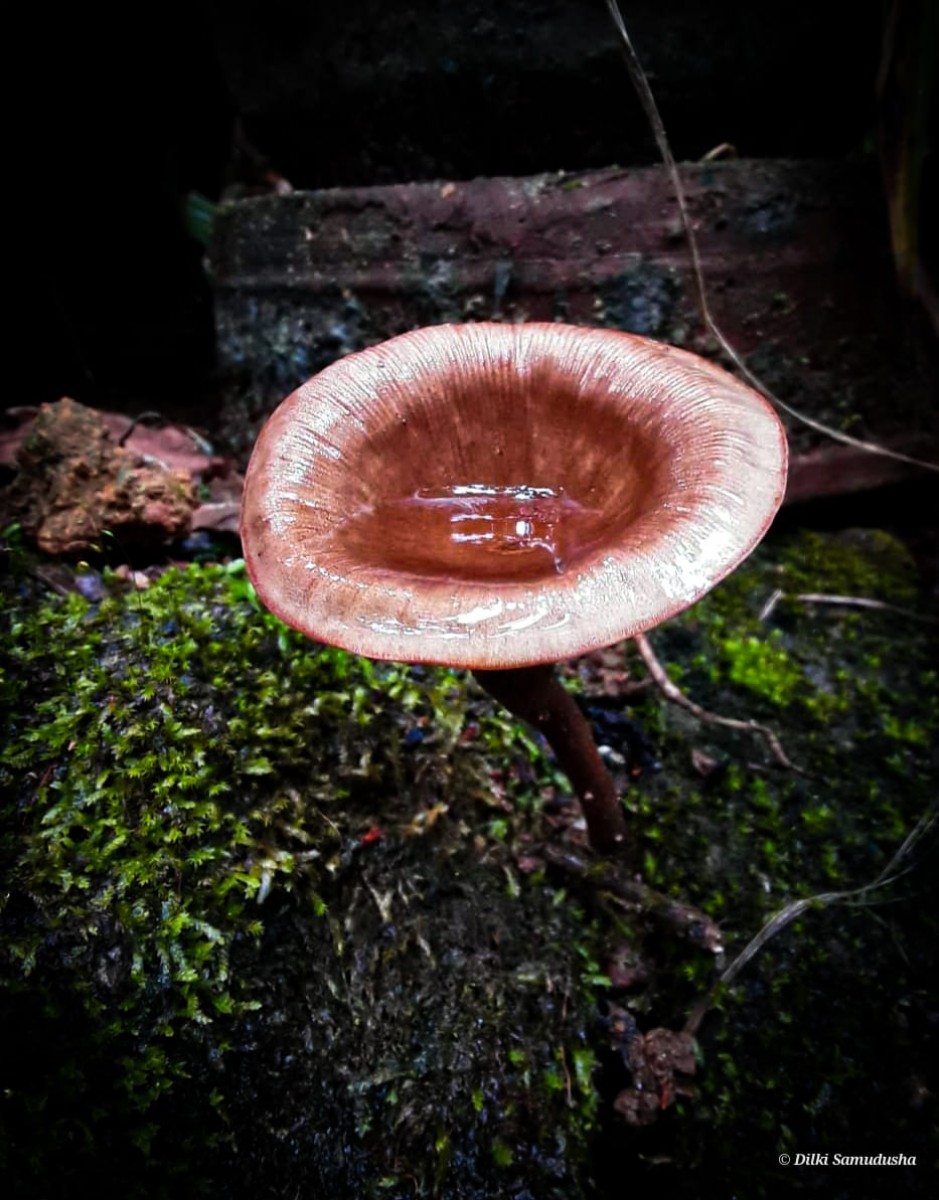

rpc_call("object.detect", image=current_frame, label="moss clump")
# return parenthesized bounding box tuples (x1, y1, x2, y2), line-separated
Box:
(596, 529, 938, 1198)
(2, 529, 936, 1199)
(2, 564, 363, 1043)
(628, 529, 937, 923)
(0, 558, 602, 1198)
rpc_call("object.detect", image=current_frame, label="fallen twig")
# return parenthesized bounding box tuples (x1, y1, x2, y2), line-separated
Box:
(684, 808, 938, 1036)
(632, 632, 800, 772)
(759, 589, 938, 624)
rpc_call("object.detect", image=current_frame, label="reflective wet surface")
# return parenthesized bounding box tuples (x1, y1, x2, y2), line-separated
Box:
(241, 323, 787, 665)
(335, 481, 607, 582)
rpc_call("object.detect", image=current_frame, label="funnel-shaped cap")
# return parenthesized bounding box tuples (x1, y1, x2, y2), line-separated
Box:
(241, 323, 787, 668)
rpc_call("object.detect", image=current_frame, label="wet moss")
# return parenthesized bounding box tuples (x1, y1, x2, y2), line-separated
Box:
(602, 528, 938, 1197)
(1, 527, 936, 1198)
(0, 557, 602, 1198)
(628, 530, 936, 901)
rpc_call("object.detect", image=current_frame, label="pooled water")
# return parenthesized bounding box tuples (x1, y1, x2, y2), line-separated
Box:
(336, 482, 605, 582)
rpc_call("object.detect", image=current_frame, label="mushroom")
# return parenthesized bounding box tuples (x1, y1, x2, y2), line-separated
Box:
(240, 323, 787, 854)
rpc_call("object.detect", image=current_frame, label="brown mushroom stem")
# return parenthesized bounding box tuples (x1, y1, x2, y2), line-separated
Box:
(472, 665, 629, 855)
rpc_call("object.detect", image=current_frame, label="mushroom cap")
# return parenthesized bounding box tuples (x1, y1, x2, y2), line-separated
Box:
(241, 323, 787, 669)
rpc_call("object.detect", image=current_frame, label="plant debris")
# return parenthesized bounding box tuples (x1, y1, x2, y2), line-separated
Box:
(0, 399, 245, 550)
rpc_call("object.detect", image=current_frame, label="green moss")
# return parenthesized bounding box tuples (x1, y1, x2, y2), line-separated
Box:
(2, 528, 936, 1198)
(0, 558, 603, 1198)
(616, 529, 938, 1195)
(491, 1139, 514, 1167)
(714, 631, 804, 705)
(3, 565, 371, 1023)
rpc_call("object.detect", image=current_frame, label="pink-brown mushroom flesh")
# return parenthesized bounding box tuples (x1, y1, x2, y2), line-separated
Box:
(241, 323, 788, 854)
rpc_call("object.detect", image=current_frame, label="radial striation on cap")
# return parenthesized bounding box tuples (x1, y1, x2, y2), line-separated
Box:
(241, 323, 788, 668)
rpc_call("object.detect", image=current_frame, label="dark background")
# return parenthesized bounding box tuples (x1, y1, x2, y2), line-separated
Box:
(21, 0, 898, 420)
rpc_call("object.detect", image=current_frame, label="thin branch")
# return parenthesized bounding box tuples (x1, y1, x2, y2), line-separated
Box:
(760, 589, 939, 624)
(756, 588, 785, 622)
(604, 0, 939, 474)
(685, 808, 938, 1036)
(632, 632, 800, 772)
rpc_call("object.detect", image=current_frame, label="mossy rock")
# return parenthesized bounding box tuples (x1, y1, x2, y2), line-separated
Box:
(1, 528, 936, 1198)
(0, 557, 602, 1199)
(585, 528, 938, 1197)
